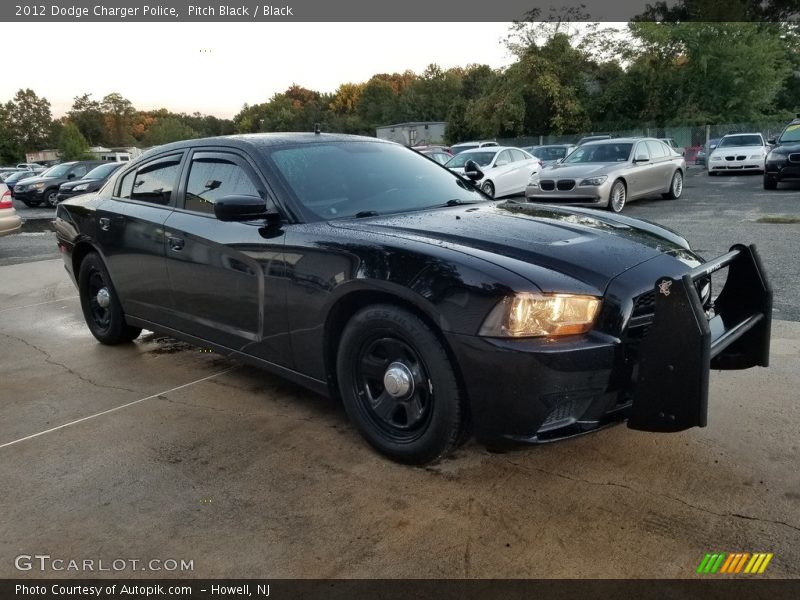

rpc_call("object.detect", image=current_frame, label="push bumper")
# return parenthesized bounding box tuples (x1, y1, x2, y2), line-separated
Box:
(448, 245, 772, 443)
(628, 244, 771, 431)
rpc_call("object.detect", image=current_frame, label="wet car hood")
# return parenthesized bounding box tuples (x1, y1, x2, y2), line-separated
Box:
(330, 202, 698, 293)
(537, 162, 626, 178)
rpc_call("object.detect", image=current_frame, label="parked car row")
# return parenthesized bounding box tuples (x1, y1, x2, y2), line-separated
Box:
(10, 160, 122, 208)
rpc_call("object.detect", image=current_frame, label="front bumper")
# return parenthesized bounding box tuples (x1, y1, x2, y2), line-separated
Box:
(765, 159, 800, 182)
(708, 158, 765, 172)
(449, 245, 772, 443)
(11, 188, 44, 202)
(525, 179, 611, 207)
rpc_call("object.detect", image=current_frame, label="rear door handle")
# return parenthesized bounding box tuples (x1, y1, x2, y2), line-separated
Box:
(168, 236, 184, 251)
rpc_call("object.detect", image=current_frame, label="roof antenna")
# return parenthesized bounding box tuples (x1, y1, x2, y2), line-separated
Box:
(314, 123, 321, 135)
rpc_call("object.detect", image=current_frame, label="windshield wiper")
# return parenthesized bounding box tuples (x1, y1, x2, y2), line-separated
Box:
(442, 199, 480, 207)
(354, 210, 380, 218)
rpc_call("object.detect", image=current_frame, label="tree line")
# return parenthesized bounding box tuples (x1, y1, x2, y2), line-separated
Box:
(1, 4, 797, 164)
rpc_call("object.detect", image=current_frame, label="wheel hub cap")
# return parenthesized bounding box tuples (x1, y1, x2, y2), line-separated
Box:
(96, 287, 111, 308)
(383, 362, 414, 399)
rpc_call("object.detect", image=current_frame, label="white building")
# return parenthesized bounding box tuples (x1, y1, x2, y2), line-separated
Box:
(375, 121, 447, 146)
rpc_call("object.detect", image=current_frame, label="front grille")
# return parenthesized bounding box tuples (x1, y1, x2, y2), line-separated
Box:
(789, 153, 800, 164)
(557, 179, 576, 191)
(632, 290, 655, 318)
(538, 395, 594, 432)
(725, 155, 746, 161)
(539, 180, 555, 191)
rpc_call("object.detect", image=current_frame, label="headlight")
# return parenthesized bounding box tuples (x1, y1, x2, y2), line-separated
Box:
(479, 293, 601, 338)
(579, 176, 607, 186)
(710, 156, 722, 161)
(766, 151, 786, 162)
(73, 183, 89, 191)
(528, 173, 539, 184)
(31, 182, 45, 189)
(749, 154, 763, 160)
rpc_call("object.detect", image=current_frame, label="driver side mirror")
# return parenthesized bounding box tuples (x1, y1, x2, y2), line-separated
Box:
(67, 173, 76, 179)
(214, 194, 280, 223)
(634, 155, 650, 163)
(463, 160, 484, 181)
(768, 138, 776, 145)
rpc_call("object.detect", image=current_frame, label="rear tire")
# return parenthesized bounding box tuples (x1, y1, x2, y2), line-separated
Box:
(336, 304, 466, 464)
(662, 170, 683, 199)
(78, 253, 142, 345)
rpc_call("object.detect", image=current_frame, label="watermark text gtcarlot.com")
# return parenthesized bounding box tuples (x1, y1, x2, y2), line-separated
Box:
(15, 554, 194, 573)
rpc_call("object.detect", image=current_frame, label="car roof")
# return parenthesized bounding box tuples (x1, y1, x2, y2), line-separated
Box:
(139, 132, 391, 162)
(579, 137, 647, 146)
(457, 146, 520, 154)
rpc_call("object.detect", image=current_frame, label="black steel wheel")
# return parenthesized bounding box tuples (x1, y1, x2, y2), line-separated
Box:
(78, 253, 141, 344)
(336, 304, 466, 464)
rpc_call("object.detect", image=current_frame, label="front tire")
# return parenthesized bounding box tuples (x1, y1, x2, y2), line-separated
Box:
(763, 175, 778, 190)
(78, 253, 142, 344)
(607, 179, 626, 213)
(662, 170, 683, 199)
(44, 189, 58, 207)
(336, 304, 466, 464)
(481, 181, 495, 198)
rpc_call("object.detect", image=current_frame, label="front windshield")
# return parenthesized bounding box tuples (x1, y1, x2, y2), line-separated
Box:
(267, 141, 484, 220)
(42, 164, 71, 177)
(84, 163, 121, 179)
(563, 143, 633, 164)
(779, 123, 800, 143)
(718, 135, 763, 147)
(533, 146, 569, 161)
(444, 151, 497, 169)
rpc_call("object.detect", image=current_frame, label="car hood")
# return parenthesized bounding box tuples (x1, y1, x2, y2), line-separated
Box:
(330, 202, 699, 293)
(770, 141, 800, 155)
(710, 145, 765, 156)
(16, 175, 65, 186)
(537, 162, 625, 178)
(60, 178, 101, 191)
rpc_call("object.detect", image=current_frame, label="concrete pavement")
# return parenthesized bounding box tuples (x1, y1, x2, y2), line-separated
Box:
(1, 259, 798, 579)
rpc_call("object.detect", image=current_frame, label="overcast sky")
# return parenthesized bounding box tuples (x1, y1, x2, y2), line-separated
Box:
(4, 23, 516, 119)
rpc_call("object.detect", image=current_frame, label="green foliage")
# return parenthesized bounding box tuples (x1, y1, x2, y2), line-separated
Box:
(58, 122, 91, 160)
(5, 89, 52, 152)
(3, 17, 799, 155)
(143, 117, 199, 146)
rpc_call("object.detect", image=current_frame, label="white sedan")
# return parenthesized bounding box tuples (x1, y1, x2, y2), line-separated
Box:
(444, 146, 541, 198)
(707, 133, 769, 175)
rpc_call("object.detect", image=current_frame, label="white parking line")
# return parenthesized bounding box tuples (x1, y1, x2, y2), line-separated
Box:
(0, 367, 237, 450)
(0, 296, 78, 314)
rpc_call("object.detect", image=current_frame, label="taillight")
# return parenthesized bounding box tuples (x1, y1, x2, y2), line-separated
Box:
(0, 189, 12, 209)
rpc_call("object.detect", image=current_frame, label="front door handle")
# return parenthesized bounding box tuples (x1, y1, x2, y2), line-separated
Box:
(168, 236, 185, 251)
(98, 217, 111, 231)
